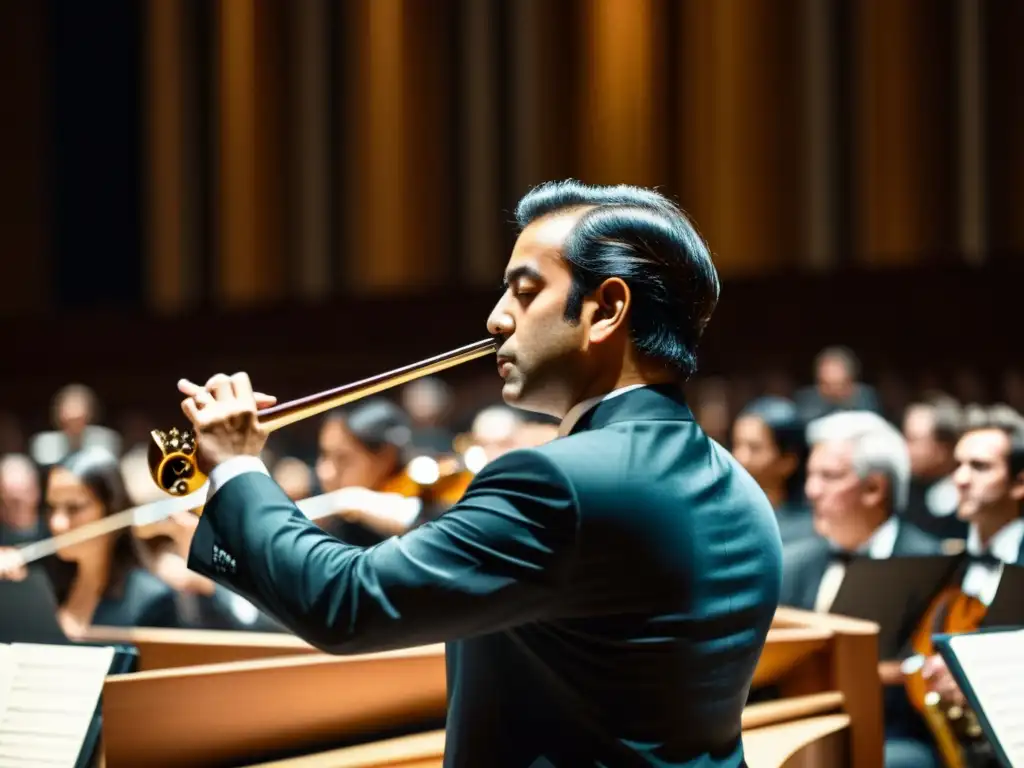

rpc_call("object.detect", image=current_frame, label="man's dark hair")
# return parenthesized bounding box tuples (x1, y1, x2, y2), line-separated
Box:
(962, 404, 1024, 476)
(910, 392, 964, 447)
(514, 180, 720, 380)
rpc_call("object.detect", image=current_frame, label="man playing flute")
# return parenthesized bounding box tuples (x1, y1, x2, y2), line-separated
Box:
(177, 181, 783, 768)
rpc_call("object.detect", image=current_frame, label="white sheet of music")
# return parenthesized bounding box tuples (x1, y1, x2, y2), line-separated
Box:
(948, 629, 1024, 766)
(0, 642, 114, 768)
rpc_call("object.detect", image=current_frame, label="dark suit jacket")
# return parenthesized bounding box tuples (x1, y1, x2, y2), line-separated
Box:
(779, 518, 943, 613)
(188, 385, 783, 767)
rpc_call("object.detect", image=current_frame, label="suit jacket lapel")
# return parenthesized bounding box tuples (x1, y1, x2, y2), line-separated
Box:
(799, 545, 830, 610)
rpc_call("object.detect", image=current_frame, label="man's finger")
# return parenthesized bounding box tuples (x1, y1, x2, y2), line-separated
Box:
(192, 390, 215, 410)
(207, 373, 233, 402)
(178, 379, 205, 397)
(181, 398, 204, 425)
(230, 372, 256, 410)
(254, 392, 277, 408)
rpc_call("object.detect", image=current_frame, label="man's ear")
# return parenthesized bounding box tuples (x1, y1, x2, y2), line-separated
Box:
(1009, 470, 1024, 503)
(860, 473, 887, 510)
(587, 277, 630, 344)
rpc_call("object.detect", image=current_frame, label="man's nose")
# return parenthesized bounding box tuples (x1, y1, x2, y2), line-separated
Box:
(486, 299, 514, 338)
(952, 465, 970, 488)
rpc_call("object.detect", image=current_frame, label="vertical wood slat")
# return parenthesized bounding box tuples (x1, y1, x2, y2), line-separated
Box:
(984, 1, 1024, 259)
(342, 0, 454, 294)
(458, 0, 503, 287)
(216, 0, 260, 305)
(851, 0, 959, 266)
(507, 0, 578, 202)
(956, 0, 986, 265)
(577, 0, 665, 188)
(802, 0, 838, 271)
(290, 0, 331, 300)
(215, 0, 284, 307)
(145, 0, 185, 314)
(675, 0, 805, 277)
(0, 1, 49, 315)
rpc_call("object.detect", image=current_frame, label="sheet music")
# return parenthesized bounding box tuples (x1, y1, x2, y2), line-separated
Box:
(0, 642, 114, 768)
(948, 630, 1024, 766)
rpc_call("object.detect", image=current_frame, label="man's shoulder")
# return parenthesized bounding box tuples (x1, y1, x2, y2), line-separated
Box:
(894, 519, 945, 555)
(782, 535, 830, 574)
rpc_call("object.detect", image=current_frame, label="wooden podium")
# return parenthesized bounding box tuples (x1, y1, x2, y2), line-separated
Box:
(91, 607, 882, 768)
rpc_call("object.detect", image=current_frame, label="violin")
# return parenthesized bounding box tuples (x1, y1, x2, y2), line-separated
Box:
(379, 453, 477, 507)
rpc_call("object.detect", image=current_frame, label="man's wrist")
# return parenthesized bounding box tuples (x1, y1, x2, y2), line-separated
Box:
(208, 455, 270, 499)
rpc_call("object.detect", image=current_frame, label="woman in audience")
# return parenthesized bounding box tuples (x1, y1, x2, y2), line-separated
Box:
(731, 396, 816, 546)
(0, 447, 180, 637)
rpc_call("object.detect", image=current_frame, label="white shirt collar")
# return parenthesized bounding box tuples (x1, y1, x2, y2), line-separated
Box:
(865, 515, 900, 558)
(967, 516, 1024, 563)
(558, 384, 646, 437)
(830, 515, 899, 558)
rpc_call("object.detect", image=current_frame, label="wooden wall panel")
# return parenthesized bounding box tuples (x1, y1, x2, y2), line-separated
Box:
(215, 0, 285, 307)
(340, 0, 455, 293)
(675, 0, 805, 276)
(577, 0, 666, 187)
(985, 0, 1024, 259)
(851, 0, 959, 265)
(0, 0, 49, 315)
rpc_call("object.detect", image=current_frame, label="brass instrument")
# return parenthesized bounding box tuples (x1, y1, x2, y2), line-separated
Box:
(904, 585, 997, 768)
(902, 655, 988, 768)
(148, 339, 497, 496)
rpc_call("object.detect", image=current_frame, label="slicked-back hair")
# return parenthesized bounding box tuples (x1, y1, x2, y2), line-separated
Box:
(514, 180, 720, 380)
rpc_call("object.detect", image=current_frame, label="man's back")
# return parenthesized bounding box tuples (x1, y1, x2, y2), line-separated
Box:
(444, 386, 783, 766)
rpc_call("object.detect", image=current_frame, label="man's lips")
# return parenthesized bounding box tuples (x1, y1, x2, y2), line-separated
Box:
(496, 355, 513, 377)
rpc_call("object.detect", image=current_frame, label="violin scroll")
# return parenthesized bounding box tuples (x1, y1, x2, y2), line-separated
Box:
(148, 427, 206, 496)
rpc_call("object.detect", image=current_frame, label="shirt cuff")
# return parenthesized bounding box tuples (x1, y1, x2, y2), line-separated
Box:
(208, 455, 270, 500)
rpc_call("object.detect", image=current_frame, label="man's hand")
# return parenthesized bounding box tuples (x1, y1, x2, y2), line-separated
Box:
(178, 373, 277, 476)
(0, 547, 27, 582)
(922, 653, 966, 707)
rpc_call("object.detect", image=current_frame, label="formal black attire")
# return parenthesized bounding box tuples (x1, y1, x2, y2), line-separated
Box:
(188, 385, 784, 768)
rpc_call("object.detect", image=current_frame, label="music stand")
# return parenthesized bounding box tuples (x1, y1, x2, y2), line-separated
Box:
(982, 564, 1024, 629)
(829, 554, 962, 658)
(0, 565, 69, 644)
(935, 628, 1024, 768)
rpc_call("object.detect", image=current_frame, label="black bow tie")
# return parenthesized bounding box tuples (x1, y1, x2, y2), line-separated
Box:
(829, 549, 862, 564)
(967, 551, 1002, 568)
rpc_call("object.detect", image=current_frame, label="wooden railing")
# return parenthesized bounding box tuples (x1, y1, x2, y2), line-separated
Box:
(90, 607, 882, 768)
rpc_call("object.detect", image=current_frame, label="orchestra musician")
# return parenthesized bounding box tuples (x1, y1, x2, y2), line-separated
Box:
(0, 447, 181, 635)
(730, 396, 815, 547)
(314, 398, 468, 542)
(779, 410, 944, 768)
(175, 180, 783, 767)
(905, 406, 1024, 767)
